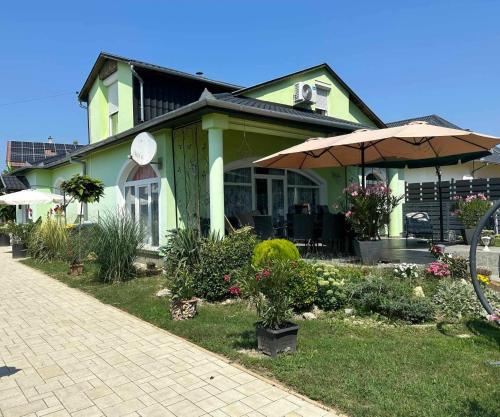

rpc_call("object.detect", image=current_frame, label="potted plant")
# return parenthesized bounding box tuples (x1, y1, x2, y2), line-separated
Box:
(6, 221, 35, 258)
(168, 269, 198, 320)
(344, 183, 403, 265)
(452, 194, 492, 244)
(60, 174, 104, 274)
(0, 223, 10, 246)
(239, 259, 298, 357)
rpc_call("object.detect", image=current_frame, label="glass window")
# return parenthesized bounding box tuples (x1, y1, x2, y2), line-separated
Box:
(254, 167, 285, 176)
(124, 164, 160, 247)
(224, 167, 251, 184)
(224, 184, 252, 217)
(287, 171, 317, 186)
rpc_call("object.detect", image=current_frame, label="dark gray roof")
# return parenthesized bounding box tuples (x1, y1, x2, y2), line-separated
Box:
(13, 92, 373, 174)
(481, 147, 500, 164)
(7, 140, 83, 166)
(1, 175, 29, 191)
(234, 63, 385, 128)
(79, 52, 242, 101)
(387, 114, 461, 129)
(214, 93, 370, 129)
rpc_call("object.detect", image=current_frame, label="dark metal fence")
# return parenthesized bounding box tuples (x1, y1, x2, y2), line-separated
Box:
(403, 178, 500, 240)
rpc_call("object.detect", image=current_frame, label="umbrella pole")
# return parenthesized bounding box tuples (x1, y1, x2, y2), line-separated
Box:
(435, 166, 444, 242)
(361, 146, 366, 188)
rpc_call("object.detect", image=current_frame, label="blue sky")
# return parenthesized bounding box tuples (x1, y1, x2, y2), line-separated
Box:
(1, 0, 499, 170)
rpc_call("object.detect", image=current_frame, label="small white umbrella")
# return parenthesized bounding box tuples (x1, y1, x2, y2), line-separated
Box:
(0, 189, 64, 205)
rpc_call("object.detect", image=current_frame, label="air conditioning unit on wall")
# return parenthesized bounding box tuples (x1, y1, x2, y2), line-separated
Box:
(293, 82, 316, 105)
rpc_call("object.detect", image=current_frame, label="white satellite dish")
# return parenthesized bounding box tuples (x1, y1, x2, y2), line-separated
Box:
(130, 132, 157, 166)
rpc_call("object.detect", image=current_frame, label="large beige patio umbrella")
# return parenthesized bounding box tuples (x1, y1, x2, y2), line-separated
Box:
(255, 121, 500, 241)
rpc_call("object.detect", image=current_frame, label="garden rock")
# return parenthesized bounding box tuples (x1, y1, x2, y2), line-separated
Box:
(302, 312, 317, 320)
(156, 288, 171, 297)
(344, 308, 355, 316)
(413, 286, 425, 298)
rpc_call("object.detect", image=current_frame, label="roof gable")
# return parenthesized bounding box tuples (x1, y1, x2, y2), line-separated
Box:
(78, 52, 242, 102)
(234, 63, 385, 128)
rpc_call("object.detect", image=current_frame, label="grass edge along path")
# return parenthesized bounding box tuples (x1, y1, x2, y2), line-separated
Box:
(21, 259, 500, 417)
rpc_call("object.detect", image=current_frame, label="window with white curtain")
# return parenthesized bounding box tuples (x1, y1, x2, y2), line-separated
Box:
(315, 85, 330, 115)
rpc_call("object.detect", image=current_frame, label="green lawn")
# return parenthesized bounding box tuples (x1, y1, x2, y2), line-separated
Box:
(22, 259, 500, 417)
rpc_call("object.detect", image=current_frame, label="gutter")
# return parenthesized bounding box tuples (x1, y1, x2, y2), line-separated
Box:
(130, 64, 145, 123)
(69, 157, 87, 175)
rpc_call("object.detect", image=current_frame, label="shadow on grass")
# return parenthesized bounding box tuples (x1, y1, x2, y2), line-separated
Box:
(230, 329, 257, 350)
(465, 320, 500, 348)
(463, 399, 499, 417)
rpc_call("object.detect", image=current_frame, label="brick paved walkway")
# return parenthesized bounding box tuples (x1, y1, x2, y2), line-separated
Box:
(0, 247, 339, 417)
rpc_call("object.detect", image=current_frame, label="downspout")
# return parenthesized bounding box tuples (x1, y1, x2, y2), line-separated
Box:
(130, 64, 145, 123)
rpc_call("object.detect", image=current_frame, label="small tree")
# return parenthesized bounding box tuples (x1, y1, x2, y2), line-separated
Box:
(61, 174, 104, 264)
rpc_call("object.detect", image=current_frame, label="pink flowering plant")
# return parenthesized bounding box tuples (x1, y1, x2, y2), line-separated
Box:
(344, 183, 403, 240)
(426, 261, 451, 278)
(452, 193, 492, 228)
(237, 260, 294, 329)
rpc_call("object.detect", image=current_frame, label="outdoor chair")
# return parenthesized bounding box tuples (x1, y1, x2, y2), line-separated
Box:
(290, 214, 315, 252)
(235, 212, 256, 228)
(253, 215, 274, 240)
(320, 213, 346, 254)
(405, 212, 433, 242)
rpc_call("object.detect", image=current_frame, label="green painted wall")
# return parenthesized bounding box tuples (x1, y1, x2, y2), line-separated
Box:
(88, 62, 134, 144)
(246, 68, 377, 127)
(51, 164, 82, 223)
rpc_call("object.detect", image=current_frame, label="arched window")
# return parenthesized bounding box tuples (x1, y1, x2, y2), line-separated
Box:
(124, 164, 160, 246)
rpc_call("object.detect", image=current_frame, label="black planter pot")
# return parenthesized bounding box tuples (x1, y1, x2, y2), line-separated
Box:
(0, 233, 10, 246)
(353, 239, 383, 265)
(463, 228, 476, 245)
(12, 243, 27, 258)
(256, 322, 299, 357)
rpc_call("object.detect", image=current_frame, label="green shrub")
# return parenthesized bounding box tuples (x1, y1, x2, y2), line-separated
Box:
(350, 277, 436, 323)
(433, 279, 500, 320)
(7, 220, 38, 244)
(252, 239, 300, 267)
(194, 227, 257, 301)
(167, 269, 195, 302)
(27, 218, 68, 262)
(160, 228, 201, 276)
(284, 260, 317, 311)
(92, 213, 144, 282)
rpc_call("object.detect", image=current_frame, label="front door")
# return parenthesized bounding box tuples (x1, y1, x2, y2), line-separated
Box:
(254, 175, 285, 230)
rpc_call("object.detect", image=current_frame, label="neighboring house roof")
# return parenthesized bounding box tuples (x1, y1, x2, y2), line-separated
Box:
(234, 63, 386, 128)
(387, 114, 462, 129)
(13, 91, 370, 173)
(6, 140, 83, 168)
(78, 52, 243, 102)
(481, 147, 500, 164)
(0, 175, 29, 191)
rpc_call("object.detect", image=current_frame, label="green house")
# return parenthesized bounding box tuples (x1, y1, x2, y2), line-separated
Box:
(8, 52, 405, 247)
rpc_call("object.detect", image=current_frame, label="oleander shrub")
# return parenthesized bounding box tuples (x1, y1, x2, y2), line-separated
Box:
(252, 239, 300, 267)
(194, 227, 257, 301)
(350, 277, 436, 323)
(92, 213, 144, 282)
(27, 218, 68, 262)
(433, 279, 500, 320)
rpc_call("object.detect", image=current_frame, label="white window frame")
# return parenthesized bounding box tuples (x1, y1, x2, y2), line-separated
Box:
(124, 172, 160, 248)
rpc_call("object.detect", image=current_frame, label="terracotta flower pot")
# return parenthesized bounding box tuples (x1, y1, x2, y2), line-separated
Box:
(170, 298, 198, 320)
(69, 263, 84, 276)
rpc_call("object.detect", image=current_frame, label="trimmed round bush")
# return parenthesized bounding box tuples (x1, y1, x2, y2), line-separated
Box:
(252, 239, 300, 267)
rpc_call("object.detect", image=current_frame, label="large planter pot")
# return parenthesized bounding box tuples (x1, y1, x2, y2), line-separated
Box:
(12, 243, 27, 258)
(256, 322, 299, 357)
(69, 263, 84, 276)
(0, 233, 10, 246)
(170, 298, 198, 320)
(353, 239, 383, 265)
(463, 228, 476, 245)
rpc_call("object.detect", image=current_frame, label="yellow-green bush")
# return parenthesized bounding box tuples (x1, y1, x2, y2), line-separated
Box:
(27, 218, 68, 262)
(252, 239, 300, 267)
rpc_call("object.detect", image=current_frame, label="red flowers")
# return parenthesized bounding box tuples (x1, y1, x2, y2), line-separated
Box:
(228, 286, 241, 296)
(255, 268, 271, 281)
(223, 274, 231, 282)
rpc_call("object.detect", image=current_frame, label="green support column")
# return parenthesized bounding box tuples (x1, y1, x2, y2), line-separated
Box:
(202, 114, 229, 237)
(388, 168, 405, 237)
